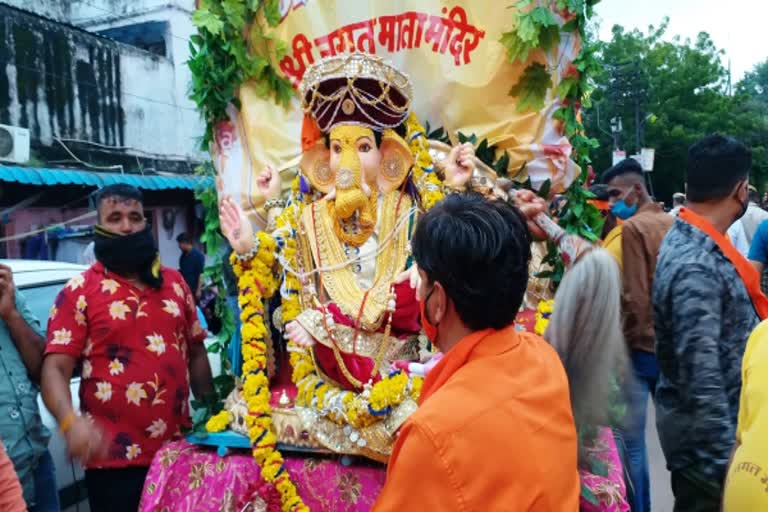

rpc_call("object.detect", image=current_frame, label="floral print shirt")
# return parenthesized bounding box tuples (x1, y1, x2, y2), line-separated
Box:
(45, 262, 207, 468)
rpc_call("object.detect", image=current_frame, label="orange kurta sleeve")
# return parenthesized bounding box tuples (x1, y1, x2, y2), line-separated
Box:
(372, 421, 464, 511)
(0, 442, 26, 512)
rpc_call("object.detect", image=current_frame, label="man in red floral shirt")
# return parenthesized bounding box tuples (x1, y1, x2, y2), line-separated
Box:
(41, 184, 214, 512)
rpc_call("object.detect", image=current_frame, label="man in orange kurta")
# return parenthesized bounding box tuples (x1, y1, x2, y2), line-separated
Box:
(374, 194, 579, 511)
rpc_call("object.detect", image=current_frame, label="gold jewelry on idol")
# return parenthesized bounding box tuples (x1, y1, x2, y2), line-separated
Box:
(300, 191, 412, 331)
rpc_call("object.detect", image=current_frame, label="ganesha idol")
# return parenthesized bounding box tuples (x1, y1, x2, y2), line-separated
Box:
(215, 53, 479, 462)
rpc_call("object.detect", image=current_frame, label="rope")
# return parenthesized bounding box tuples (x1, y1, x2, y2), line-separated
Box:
(0, 211, 97, 243)
(276, 205, 417, 279)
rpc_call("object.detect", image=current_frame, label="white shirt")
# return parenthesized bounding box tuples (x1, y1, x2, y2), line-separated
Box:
(727, 219, 750, 258)
(741, 203, 768, 245)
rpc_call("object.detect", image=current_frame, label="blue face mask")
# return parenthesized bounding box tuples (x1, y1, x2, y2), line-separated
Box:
(611, 199, 638, 220)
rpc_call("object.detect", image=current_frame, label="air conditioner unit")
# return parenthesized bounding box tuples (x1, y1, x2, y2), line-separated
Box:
(0, 124, 30, 164)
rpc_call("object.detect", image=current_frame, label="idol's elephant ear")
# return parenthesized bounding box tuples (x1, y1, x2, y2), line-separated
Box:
(377, 129, 414, 193)
(299, 140, 334, 194)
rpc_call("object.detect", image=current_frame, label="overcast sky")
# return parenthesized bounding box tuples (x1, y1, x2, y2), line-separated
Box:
(595, 0, 766, 82)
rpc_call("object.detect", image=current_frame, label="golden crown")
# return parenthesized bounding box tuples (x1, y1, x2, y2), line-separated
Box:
(299, 53, 413, 133)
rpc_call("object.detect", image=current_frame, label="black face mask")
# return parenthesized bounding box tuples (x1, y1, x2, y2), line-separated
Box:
(94, 225, 163, 289)
(735, 186, 749, 222)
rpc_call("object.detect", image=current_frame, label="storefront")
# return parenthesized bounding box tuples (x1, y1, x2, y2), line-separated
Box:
(0, 166, 213, 265)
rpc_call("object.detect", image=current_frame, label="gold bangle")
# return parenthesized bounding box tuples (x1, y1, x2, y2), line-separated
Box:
(442, 182, 466, 194)
(59, 412, 76, 434)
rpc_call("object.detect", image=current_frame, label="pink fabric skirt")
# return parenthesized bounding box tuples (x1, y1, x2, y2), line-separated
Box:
(139, 440, 386, 512)
(579, 427, 630, 512)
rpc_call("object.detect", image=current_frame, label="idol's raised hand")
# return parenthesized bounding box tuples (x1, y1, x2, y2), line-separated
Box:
(444, 142, 476, 189)
(512, 188, 551, 241)
(217, 178, 254, 255)
(256, 165, 282, 200)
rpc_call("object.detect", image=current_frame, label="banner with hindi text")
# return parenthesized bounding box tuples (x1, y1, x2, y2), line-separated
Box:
(211, 0, 581, 226)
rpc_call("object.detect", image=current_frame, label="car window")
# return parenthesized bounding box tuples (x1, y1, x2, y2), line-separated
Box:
(18, 282, 67, 329)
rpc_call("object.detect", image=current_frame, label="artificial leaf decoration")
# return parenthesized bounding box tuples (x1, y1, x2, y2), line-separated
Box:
(188, 0, 294, 147)
(192, 7, 225, 36)
(500, 1, 602, 287)
(500, 4, 561, 63)
(264, 0, 282, 27)
(537, 179, 551, 199)
(494, 151, 511, 177)
(424, 122, 450, 144)
(557, 76, 579, 99)
(221, 0, 247, 28)
(475, 138, 498, 168)
(509, 62, 553, 112)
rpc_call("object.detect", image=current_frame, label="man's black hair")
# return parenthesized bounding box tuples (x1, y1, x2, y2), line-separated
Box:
(176, 232, 193, 244)
(411, 194, 531, 331)
(588, 184, 611, 202)
(93, 184, 144, 211)
(600, 158, 644, 185)
(686, 134, 751, 202)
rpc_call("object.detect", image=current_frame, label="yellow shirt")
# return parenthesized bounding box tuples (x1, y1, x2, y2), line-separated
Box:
(723, 320, 768, 510)
(603, 225, 623, 271)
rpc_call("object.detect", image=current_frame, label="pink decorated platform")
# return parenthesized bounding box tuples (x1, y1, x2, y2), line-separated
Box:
(139, 440, 386, 512)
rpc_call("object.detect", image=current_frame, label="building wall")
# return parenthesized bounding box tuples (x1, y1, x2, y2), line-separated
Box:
(151, 206, 189, 270)
(4, 207, 93, 260)
(70, 1, 196, 25)
(5, 205, 191, 265)
(0, 0, 73, 22)
(0, 4, 205, 169)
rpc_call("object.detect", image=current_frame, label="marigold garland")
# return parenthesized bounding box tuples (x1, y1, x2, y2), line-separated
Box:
(231, 230, 309, 512)
(534, 299, 555, 336)
(205, 410, 232, 433)
(405, 113, 444, 209)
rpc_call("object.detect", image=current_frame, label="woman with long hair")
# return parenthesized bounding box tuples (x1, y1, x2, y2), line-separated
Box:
(544, 249, 631, 511)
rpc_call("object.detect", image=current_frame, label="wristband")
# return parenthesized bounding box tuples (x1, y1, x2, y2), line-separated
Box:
(59, 412, 76, 434)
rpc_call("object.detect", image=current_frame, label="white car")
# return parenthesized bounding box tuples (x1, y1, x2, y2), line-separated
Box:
(5, 259, 222, 512)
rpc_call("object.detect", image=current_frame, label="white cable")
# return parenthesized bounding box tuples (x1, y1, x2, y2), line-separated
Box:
(56, 137, 197, 162)
(54, 138, 124, 173)
(0, 211, 97, 243)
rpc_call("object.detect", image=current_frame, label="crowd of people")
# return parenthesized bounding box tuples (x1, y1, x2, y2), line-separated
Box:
(0, 134, 767, 511)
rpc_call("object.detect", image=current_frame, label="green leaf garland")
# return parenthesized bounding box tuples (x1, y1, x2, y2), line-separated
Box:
(188, 0, 294, 149)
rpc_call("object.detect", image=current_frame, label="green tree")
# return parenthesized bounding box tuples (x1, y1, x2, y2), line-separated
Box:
(735, 59, 768, 189)
(737, 59, 768, 102)
(584, 20, 768, 200)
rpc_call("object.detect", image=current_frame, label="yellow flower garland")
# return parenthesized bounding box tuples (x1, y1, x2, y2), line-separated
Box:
(205, 410, 232, 433)
(405, 113, 445, 209)
(534, 299, 555, 336)
(231, 231, 309, 512)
